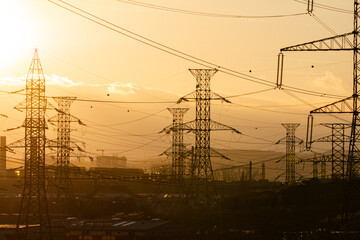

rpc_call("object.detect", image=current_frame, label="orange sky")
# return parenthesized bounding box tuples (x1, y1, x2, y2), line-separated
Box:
(0, 0, 355, 175)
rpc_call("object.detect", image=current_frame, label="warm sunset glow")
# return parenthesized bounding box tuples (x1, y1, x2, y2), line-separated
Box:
(0, 1, 34, 71)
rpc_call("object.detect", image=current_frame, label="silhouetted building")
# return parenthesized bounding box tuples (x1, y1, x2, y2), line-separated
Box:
(96, 155, 127, 168)
(88, 167, 144, 178)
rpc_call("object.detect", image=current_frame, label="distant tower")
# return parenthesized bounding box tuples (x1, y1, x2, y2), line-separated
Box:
(16, 49, 52, 240)
(167, 107, 188, 195)
(261, 163, 265, 180)
(313, 159, 319, 179)
(317, 123, 350, 179)
(178, 69, 240, 206)
(48, 97, 78, 197)
(277, 123, 301, 184)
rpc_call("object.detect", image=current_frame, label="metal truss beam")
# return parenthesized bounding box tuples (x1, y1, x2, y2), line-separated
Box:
(281, 32, 353, 52)
(310, 96, 353, 114)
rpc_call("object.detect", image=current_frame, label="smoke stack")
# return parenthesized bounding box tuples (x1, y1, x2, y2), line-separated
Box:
(0, 136, 6, 173)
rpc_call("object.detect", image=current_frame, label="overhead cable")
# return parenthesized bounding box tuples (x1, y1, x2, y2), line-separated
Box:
(48, 0, 344, 99)
(117, 0, 308, 19)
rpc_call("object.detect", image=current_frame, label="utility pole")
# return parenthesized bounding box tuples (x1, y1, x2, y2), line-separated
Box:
(15, 49, 52, 240)
(249, 161, 253, 181)
(261, 163, 265, 180)
(276, 123, 302, 184)
(177, 68, 241, 207)
(97, 149, 105, 156)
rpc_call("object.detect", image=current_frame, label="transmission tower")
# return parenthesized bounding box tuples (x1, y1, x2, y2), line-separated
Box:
(308, 123, 351, 179)
(278, 0, 359, 180)
(15, 49, 52, 240)
(48, 97, 83, 198)
(276, 123, 302, 184)
(177, 68, 240, 207)
(303, 154, 331, 179)
(278, 1, 360, 233)
(161, 107, 189, 196)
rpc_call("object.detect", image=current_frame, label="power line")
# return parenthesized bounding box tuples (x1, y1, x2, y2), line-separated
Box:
(48, 0, 345, 99)
(117, 0, 308, 19)
(230, 102, 308, 116)
(224, 88, 273, 99)
(293, 0, 352, 14)
(74, 98, 176, 104)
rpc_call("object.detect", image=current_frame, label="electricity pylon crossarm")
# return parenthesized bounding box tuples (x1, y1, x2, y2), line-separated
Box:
(310, 97, 353, 114)
(280, 32, 353, 51)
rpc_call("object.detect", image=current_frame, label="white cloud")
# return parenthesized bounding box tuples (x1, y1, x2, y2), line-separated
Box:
(313, 71, 344, 92)
(46, 74, 84, 87)
(0, 75, 137, 95)
(0, 76, 25, 86)
(106, 82, 136, 95)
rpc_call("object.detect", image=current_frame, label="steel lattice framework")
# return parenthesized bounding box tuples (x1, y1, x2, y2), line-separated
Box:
(304, 154, 331, 180)
(312, 124, 351, 179)
(278, 1, 360, 232)
(16, 49, 52, 240)
(48, 97, 77, 197)
(279, 123, 300, 184)
(279, 0, 360, 180)
(177, 69, 240, 206)
(165, 107, 189, 195)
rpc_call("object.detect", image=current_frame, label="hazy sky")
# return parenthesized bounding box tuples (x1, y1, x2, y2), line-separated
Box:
(0, 0, 355, 172)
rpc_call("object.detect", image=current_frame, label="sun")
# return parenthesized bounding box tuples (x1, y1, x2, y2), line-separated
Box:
(0, 1, 35, 72)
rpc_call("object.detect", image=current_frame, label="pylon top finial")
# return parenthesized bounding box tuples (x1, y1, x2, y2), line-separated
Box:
(32, 48, 40, 60)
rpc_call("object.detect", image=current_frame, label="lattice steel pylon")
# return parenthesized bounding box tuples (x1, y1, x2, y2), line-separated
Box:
(309, 123, 351, 179)
(278, 1, 360, 233)
(48, 97, 79, 198)
(15, 49, 52, 240)
(161, 107, 189, 196)
(304, 154, 331, 180)
(278, 0, 359, 180)
(276, 123, 301, 184)
(177, 69, 241, 207)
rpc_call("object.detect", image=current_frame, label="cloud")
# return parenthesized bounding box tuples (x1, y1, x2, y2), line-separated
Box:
(46, 74, 84, 87)
(106, 82, 136, 94)
(0, 76, 25, 86)
(0, 74, 83, 87)
(0, 75, 137, 95)
(313, 71, 344, 92)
